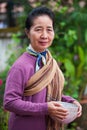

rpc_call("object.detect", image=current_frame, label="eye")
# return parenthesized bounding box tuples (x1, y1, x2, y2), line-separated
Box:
(47, 28, 53, 32)
(35, 28, 42, 32)
(36, 29, 41, 31)
(48, 29, 52, 31)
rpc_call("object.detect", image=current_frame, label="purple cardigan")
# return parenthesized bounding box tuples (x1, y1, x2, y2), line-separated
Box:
(3, 52, 75, 130)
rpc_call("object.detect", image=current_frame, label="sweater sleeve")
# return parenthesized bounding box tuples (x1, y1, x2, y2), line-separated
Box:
(61, 94, 75, 103)
(3, 67, 48, 116)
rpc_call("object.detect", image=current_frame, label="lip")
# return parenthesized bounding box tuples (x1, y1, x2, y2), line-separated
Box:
(39, 41, 48, 45)
(40, 42, 48, 46)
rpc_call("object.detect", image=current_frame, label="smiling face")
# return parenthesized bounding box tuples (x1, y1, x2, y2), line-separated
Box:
(26, 15, 54, 52)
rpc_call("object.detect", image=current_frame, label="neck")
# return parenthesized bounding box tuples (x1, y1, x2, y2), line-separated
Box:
(29, 44, 47, 53)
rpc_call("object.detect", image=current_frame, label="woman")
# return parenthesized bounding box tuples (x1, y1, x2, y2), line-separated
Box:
(3, 6, 82, 130)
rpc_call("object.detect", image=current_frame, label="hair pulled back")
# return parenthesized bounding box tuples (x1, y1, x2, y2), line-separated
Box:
(25, 6, 55, 30)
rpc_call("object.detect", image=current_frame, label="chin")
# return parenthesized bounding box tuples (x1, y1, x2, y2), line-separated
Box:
(37, 48, 46, 52)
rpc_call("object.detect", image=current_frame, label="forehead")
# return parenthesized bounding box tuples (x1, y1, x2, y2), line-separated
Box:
(32, 15, 53, 27)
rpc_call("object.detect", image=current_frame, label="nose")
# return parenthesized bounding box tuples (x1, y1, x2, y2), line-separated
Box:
(41, 31, 48, 39)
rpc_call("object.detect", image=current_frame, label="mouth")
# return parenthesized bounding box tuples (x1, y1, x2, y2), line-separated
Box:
(39, 41, 48, 46)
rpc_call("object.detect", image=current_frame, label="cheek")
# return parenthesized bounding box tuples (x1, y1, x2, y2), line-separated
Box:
(50, 33, 54, 41)
(29, 34, 36, 41)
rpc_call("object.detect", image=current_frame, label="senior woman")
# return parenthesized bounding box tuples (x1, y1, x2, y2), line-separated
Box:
(3, 6, 82, 130)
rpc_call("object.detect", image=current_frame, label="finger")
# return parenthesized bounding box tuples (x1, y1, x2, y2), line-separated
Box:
(77, 110, 82, 117)
(56, 106, 68, 113)
(77, 105, 82, 117)
(56, 110, 69, 116)
(50, 109, 69, 119)
(52, 114, 68, 122)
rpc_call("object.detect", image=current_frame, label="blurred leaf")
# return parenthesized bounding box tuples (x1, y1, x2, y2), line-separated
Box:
(64, 59, 75, 77)
(85, 29, 87, 43)
(77, 46, 85, 77)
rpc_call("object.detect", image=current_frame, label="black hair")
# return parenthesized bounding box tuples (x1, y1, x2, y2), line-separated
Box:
(25, 6, 55, 30)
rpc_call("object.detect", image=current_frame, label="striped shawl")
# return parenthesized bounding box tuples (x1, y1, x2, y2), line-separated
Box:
(24, 51, 65, 130)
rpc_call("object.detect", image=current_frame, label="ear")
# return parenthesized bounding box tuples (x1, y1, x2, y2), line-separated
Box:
(25, 28, 30, 38)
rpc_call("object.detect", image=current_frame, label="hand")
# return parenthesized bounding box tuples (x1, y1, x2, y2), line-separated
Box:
(47, 101, 69, 122)
(73, 100, 82, 117)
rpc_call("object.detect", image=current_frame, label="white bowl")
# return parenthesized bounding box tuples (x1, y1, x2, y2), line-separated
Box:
(53, 101, 78, 124)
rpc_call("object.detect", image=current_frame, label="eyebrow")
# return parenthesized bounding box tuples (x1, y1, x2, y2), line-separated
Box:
(35, 26, 53, 29)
